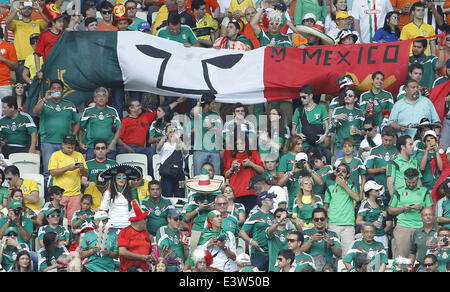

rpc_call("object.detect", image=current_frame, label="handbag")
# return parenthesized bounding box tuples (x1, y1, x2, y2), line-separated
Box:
(158, 150, 184, 179)
(299, 107, 325, 145)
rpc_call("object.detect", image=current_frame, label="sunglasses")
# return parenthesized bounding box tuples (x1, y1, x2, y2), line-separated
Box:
(287, 238, 297, 243)
(336, 168, 348, 173)
(7, 233, 18, 237)
(6, 177, 13, 181)
(126, 6, 136, 10)
(216, 202, 228, 206)
(302, 181, 313, 185)
(95, 146, 106, 150)
(446, 38, 450, 41)
(49, 213, 60, 218)
(300, 95, 309, 99)
(363, 127, 373, 132)
(116, 175, 127, 180)
(423, 262, 435, 267)
(172, 217, 182, 221)
(101, 10, 112, 14)
(313, 217, 326, 222)
(346, 93, 355, 97)
(277, 257, 284, 261)
(391, 16, 399, 20)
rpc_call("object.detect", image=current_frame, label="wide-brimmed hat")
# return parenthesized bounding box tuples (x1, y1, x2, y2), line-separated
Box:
(185, 168, 222, 193)
(410, 118, 442, 129)
(113, 4, 132, 25)
(336, 29, 358, 44)
(296, 21, 335, 45)
(98, 164, 142, 181)
(129, 199, 149, 221)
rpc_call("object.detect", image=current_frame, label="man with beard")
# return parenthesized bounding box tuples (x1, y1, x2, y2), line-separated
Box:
(409, 38, 444, 90)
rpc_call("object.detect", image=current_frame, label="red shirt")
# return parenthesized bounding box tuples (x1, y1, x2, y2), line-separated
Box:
(34, 30, 62, 62)
(224, 150, 264, 198)
(120, 111, 156, 147)
(117, 225, 152, 272)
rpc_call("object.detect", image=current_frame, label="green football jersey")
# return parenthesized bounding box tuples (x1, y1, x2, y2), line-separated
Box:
(359, 89, 394, 126)
(330, 106, 364, 148)
(39, 99, 80, 144)
(0, 111, 37, 147)
(324, 181, 357, 226)
(141, 196, 174, 236)
(344, 239, 388, 271)
(241, 208, 274, 255)
(86, 158, 118, 183)
(365, 145, 398, 196)
(266, 228, 290, 272)
(80, 105, 121, 148)
(80, 230, 118, 272)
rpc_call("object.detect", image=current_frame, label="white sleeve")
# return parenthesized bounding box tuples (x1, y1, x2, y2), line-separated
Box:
(100, 190, 111, 211)
(351, 0, 361, 20)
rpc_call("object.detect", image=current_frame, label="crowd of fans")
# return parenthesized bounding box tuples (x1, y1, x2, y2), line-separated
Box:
(0, 0, 449, 273)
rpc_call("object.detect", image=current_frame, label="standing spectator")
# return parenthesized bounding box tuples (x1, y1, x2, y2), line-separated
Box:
(80, 87, 121, 161)
(373, 11, 401, 42)
(71, 194, 95, 231)
(247, 174, 288, 212)
(126, 0, 146, 31)
(396, 63, 427, 101)
(213, 19, 253, 50)
(388, 79, 440, 139)
(286, 230, 316, 271)
(99, 164, 142, 231)
(75, 0, 101, 31)
(325, 0, 347, 33)
(213, 195, 239, 241)
(141, 180, 174, 237)
(223, 184, 246, 226)
(148, 105, 174, 151)
(351, 0, 393, 43)
(97, 1, 118, 31)
(435, 177, 450, 228)
(300, 208, 342, 270)
(409, 207, 439, 271)
(117, 98, 156, 177)
(293, 0, 327, 25)
(117, 199, 153, 272)
(151, 0, 177, 35)
(391, 0, 419, 29)
(4, 165, 40, 215)
(400, 2, 436, 56)
(32, 79, 80, 190)
(250, 8, 292, 47)
(416, 130, 443, 191)
(343, 223, 388, 272)
(36, 186, 65, 227)
(0, 95, 37, 158)
(241, 7, 260, 49)
(222, 103, 256, 151)
(409, 38, 443, 90)
(191, 0, 218, 47)
(174, 0, 195, 28)
(37, 231, 70, 272)
(326, 10, 354, 43)
(258, 108, 288, 160)
(5, 1, 46, 84)
(239, 191, 275, 272)
(388, 168, 434, 258)
(358, 117, 382, 164)
(418, 0, 444, 34)
(22, 33, 41, 86)
(0, 27, 17, 103)
(422, 253, 439, 272)
(329, 86, 364, 160)
(85, 139, 118, 185)
(324, 161, 360, 256)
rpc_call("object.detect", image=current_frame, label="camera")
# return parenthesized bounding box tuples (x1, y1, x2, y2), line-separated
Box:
(443, 237, 449, 247)
(51, 91, 61, 98)
(13, 208, 22, 216)
(295, 160, 306, 169)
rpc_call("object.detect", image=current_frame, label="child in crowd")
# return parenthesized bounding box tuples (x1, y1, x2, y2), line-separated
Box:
(71, 194, 95, 231)
(310, 152, 333, 199)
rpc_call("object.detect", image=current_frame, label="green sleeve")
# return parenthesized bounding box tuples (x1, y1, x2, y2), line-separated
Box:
(293, 0, 303, 25)
(292, 108, 299, 126)
(389, 192, 399, 207)
(324, 186, 331, 204)
(424, 191, 433, 207)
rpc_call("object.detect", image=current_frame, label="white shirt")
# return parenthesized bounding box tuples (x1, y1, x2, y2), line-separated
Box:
(100, 189, 131, 229)
(360, 133, 382, 163)
(268, 185, 288, 213)
(199, 231, 238, 272)
(351, 0, 393, 43)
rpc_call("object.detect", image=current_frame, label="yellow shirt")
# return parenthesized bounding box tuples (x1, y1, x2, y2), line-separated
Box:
(195, 13, 218, 41)
(10, 19, 45, 60)
(132, 179, 150, 201)
(48, 150, 87, 197)
(84, 184, 104, 210)
(9, 179, 40, 211)
(227, 0, 254, 24)
(24, 53, 42, 79)
(399, 21, 435, 56)
(152, 5, 169, 35)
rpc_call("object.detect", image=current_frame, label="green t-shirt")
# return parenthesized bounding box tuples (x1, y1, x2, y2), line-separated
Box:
(38, 245, 69, 272)
(434, 248, 450, 272)
(1, 244, 29, 271)
(193, 110, 222, 153)
(71, 209, 96, 229)
(141, 196, 174, 236)
(0, 187, 8, 203)
(157, 24, 198, 44)
(312, 165, 333, 197)
(37, 225, 70, 242)
(156, 225, 185, 272)
(294, 252, 316, 271)
(292, 196, 324, 225)
(86, 158, 118, 183)
(365, 145, 399, 196)
(257, 30, 292, 47)
(39, 99, 80, 144)
(80, 105, 121, 148)
(409, 54, 438, 90)
(415, 149, 440, 191)
(324, 181, 357, 226)
(343, 239, 388, 271)
(335, 157, 366, 194)
(389, 185, 433, 228)
(128, 17, 146, 31)
(80, 230, 118, 272)
(227, 202, 246, 225)
(433, 76, 449, 88)
(435, 196, 450, 228)
(0, 111, 37, 148)
(0, 217, 34, 248)
(330, 106, 364, 148)
(241, 208, 274, 255)
(357, 199, 387, 237)
(183, 193, 217, 231)
(386, 155, 422, 192)
(266, 228, 290, 272)
(359, 89, 394, 126)
(292, 104, 329, 147)
(410, 224, 439, 264)
(303, 228, 341, 264)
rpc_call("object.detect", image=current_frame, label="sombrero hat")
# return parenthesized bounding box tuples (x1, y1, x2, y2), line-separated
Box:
(98, 163, 142, 181)
(113, 4, 132, 25)
(296, 21, 334, 45)
(185, 169, 222, 193)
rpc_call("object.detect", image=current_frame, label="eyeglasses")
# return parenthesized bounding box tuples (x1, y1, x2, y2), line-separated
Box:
(49, 213, 60, 218)
(126, 6, 136, 10)
(313, 217, 326, 222)
(287, 238, 297, 243)
(363, 127, 373, 132)
(95, 146, 106, 150)
(7, 233, 18, 237)
(336, 168, 347, 173)
(423, 262, 435, 267)
(5, 177, 13, 181)
(116, 175, 127, 180)
(216, 202, 228, 206)
(302, 181, 313, 185)
(101, 10, 112, 14)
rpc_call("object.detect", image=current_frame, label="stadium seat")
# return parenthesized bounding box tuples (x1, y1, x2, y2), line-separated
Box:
(188, 154, 194, 178)
(143, 174, 153, 182)
(9, 153, 41, 174)
(168, 197, 188, 210)
(337, 259, 347, 272)
(116, 153, 148, 175)
(20, 173, 45, 208)
(152, 154, 161, 181)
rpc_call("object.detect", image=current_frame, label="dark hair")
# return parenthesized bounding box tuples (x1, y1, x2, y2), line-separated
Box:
(381, 125, 396, 137)
(288, 231, 304, 244)
(12, 250, 33, 272)
(84, 17, 98, 28)
(127, 264, 144, 272)
(423, 254, 438, 264)
(438, 226, 450, 236)
(274, 208, 287, 217)
(371, 71, 384, 81)
(383, 11, 401, 37)
(278, 249, 295, 265)
(299, 84, 314, 95)
(312, 207, 328, 219)
(4, 165, 20, 177)
(50, 79, 64, 90)
(233, 102, 247, 116)
(125, 97, 140, 114)
(338, 86, 360, 106)
(43, 232, 58, 268)
(231, 131, 251, 157)
(125, 0, 137, 7)
(0, 27, 4, 39)
(363, 116, 377, 128)
(413, 37, 428, 49)
(0, 169, 5, 185)
(322, 263, 336, 272)
(355, 253, 369, 268)
(168, 10, 181, 26)
(404, 168, 420, 179)
(266, 108, 287, 140)
(149, 180, 161, 187)
(93, 138, 108, 148)
(396, 135, 411, 152)
(409, 63, 424, 74)
(192, 0, 206, 10)
(410, 1, 425, 14)
(154, 105, 173, 129)
(81, 194, 93, 205)
(99, 1, 114, 10)
(109, 173, 133, 203)
(331, 0, 347, 21)
(200, 93, 216, 107)
(1, 95, 18, 110)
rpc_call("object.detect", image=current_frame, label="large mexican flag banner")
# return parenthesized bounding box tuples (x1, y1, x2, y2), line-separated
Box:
(26, 31, 413, 112)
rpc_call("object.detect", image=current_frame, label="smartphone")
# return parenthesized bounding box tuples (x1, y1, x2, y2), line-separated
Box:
(23, 1, 33, 7)
(51, 91, 61, 97)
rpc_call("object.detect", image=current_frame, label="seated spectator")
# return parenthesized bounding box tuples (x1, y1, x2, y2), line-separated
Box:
(247, 174, 288, 212)
(6, 188, 37, 224)
(0, 200, 33, 249)
(293, 0, 327, 25)
(0, 226, 31, 272)
(191, 0, 218, 47)
(130, 166, 151, 201)
(84, 17, 98, 31)
(84, 173, 109, 211)
(435, 178, 450, 228)
(75, 0, 101, 31)
(85, 139, 118, 185)
(250, 8, 292, 48)
(157, 10, 200, 47)
(37, 208, 70, 247)
(151, 0, 177, 34)
(427, 226, 450, 272)
(9, 250, 34, 272)
(240, 7, 260, 49)
(37, 186, 66, 227)
(262, 152, 282, 185)
(286, 230, 316, 271)
(113, 3, 133, 31)
(213, 19, 252, 50)
(126, 0, 146, 31)
(37, 231, 70, 272)
(174, 0, 195, 28)
(310, 151, 333, 197)
(423, 253, 439, 272)
(292, 176, 324, 228)
(4, 165, 40, 215)
(148, 105, 175, 151)
(97, 1, 118, 31)
(71, 194, 95, 231)
(327, 11, 355, 42)
(373, 11, 401, 43)
(275, 249, 297, 272)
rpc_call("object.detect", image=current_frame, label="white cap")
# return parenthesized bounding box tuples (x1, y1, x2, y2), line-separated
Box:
(295, 152, 308, 161)
(364, 180, 383, 193)
(303, 13, 316, 22)
(94, 210, 109, 221)
(236, 253, 251, 266)
(423, 130, 437, 140)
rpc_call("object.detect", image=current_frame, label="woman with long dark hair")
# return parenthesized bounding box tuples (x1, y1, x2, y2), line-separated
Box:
(258, 108, 288, 159)
(11, 83, 26, 111)
(10, 250, 33, 272)
(37, 231, 69, 272)
(148, 105, 175, 148)
(373, 11, 401, 43)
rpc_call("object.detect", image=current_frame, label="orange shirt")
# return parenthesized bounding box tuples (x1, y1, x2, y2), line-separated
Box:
(242, 23, 261, 49)
(97, 22, 118, 31)
(444, 0, 450, 25)
(390, 0, 419, 29)
(0, 10, 14, 43)
(436, 49, 449, 77)
(0, 40, 18, 86)
(31, 8, 43, 20)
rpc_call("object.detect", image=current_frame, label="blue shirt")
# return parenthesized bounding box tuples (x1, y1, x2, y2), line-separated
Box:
(388, 96, 440, 138)
(372, 28, 398, 43)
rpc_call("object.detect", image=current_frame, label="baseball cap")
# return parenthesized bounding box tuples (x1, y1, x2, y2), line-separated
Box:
(167, 208, 182, 218)
(256, 191, 277, 204)
(9, 200, 22, 210)
(247, 174, 267, 190)
(30, 33, 39, 42)
(336, 11, 350, 19)
(236, 253, 251, 266)
(423, 130, 437, 141)
(94, 210, 109, 221)
(364, 180, 383, 193)
(295, 152, 308, 161)
(138, 21, 151, 32)
(63, 134, 77, 144)
(48, 185, 65, 196)
(274, 2, 287, 12)
(43, 208, 61, 217)
(302, 13, 316, 22)
(5, 226, 18, 236)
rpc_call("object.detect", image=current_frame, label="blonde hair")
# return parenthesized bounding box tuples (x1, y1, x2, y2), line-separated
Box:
(283, 135, 303, 154)
(295, 176, 319, 209)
